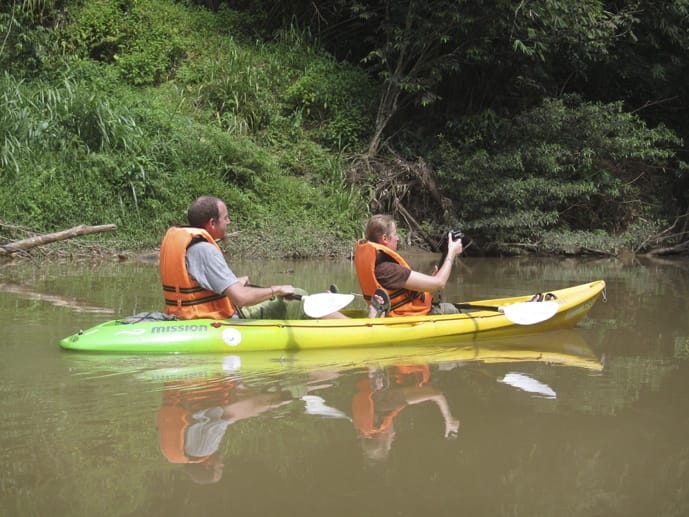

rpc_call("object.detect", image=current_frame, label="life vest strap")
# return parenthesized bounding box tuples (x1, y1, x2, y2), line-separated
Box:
(162, 284, 208, 294)
(164, 293, 227, 307)
(390, 291, 424, 311)
(364, 288, 423, 311)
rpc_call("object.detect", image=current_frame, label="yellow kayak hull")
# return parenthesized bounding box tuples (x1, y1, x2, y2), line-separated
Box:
(59, 280, 606, 354)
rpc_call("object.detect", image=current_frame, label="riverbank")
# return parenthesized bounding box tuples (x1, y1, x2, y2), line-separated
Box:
(2, 223, 688, 263)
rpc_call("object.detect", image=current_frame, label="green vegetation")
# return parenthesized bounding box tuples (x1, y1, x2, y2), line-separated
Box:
(1, 0, 688, 257)
(430, 96, 681, 253)
(0, 0, 372, 256)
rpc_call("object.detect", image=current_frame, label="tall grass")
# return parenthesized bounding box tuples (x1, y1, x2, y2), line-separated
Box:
(1, 0, 374, 255)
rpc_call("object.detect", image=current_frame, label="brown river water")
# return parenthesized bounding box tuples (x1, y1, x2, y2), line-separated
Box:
(1, 254, 688, 516)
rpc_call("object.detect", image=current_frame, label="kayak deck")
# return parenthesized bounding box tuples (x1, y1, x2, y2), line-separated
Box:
(59, 280, 606, 354)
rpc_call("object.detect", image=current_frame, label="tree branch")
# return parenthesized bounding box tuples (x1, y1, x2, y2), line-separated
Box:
(0, 224, 117, 256)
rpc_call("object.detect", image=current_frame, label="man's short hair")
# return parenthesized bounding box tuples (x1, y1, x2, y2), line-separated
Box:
(187, 196, 221, 228)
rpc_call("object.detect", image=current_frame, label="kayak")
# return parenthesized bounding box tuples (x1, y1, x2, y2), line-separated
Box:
(59, 280, 605, 354)
(59, 280, 606, 354)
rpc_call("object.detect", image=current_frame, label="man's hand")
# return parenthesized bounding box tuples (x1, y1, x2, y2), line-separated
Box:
(271, 285, 295, 298)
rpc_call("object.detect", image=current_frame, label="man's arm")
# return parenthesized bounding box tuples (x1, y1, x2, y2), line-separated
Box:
(187, 243, 296, 307)
(223, 282, 295, 308)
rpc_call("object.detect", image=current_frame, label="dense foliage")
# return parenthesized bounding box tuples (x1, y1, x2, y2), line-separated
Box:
(1, 0, 688, 256)
(0, 0, 373, 256)
(431, 96, 681, 254)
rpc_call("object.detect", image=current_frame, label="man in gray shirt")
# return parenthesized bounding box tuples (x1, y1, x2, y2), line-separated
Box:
(160, 195, 345, 319)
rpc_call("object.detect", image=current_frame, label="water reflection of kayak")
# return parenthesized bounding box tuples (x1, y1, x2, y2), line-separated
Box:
(59, 281, 606, 354)
(62, 328, 602, 384)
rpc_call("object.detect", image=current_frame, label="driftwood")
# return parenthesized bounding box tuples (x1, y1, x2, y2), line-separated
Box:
(639, 213, 689, 256)
(0, 224, 117, 256)
(645, 240, 689, 257)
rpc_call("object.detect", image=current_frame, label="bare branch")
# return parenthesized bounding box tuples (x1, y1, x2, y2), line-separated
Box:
(0, 224, 117, 256)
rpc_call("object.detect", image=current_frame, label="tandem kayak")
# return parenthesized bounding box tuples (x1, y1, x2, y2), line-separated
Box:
(59, 280, 606, 354)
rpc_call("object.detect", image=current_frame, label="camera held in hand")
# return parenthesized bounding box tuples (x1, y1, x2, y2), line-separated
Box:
(448, 229, 464, 242)
(438, 229, 464, 266)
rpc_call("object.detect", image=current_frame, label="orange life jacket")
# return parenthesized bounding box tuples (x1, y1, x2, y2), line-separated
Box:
(159, 226, 236, 320)
(353, 239, 432, 317)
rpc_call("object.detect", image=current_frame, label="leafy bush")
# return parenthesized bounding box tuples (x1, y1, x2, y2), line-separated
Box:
(431, 95, 681, 249)
(0, 2, 60, 76)
(62, 0, 202, 85)
(279, 27, 375, 149)
(175, 39, 279, 134)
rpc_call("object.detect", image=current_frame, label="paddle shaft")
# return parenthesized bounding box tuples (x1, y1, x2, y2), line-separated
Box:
(454, 303, 503, 312)
(247, 284, 352, 301)
(245, 283, 354, 306)
(455, 300, 560, 325)
(238, 286, 305, 318)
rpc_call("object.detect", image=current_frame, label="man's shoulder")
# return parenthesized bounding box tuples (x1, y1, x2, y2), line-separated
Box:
(187, 240, 222, 259)
(189, 240, 217, 249)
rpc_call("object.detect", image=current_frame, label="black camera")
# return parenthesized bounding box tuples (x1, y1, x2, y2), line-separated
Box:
(438, 230, 464, 264)
(448, 229, 464, 241)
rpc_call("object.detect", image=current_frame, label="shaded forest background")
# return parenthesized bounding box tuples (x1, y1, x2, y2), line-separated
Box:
(1, 0, 688, 257)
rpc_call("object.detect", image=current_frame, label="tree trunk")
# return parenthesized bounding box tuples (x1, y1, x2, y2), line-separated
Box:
(0, 224, 117, 256)
(367, 81, 401, 159)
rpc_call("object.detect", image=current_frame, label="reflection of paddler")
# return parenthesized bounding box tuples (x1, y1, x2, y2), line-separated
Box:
(351, 365, 459, 463)
(157, 379, 292, 484)
(157, 370, 341, 483)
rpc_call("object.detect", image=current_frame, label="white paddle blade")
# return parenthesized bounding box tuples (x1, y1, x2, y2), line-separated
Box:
(302, 293, 355, 318)
(501, 301, 559, 325)
(498, 372, 557, 398)
(301, 395, 352, 420)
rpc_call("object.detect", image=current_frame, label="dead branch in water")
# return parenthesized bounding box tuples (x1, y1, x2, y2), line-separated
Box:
(0, 224, 117, 256)
(639, 213, 689, 256)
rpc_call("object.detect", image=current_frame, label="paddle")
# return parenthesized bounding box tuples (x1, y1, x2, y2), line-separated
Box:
(455, 300, 559, 325)
(329, 284, 389, 318)
(286, 292, 355, 318)
(244, 284, 355, 318)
